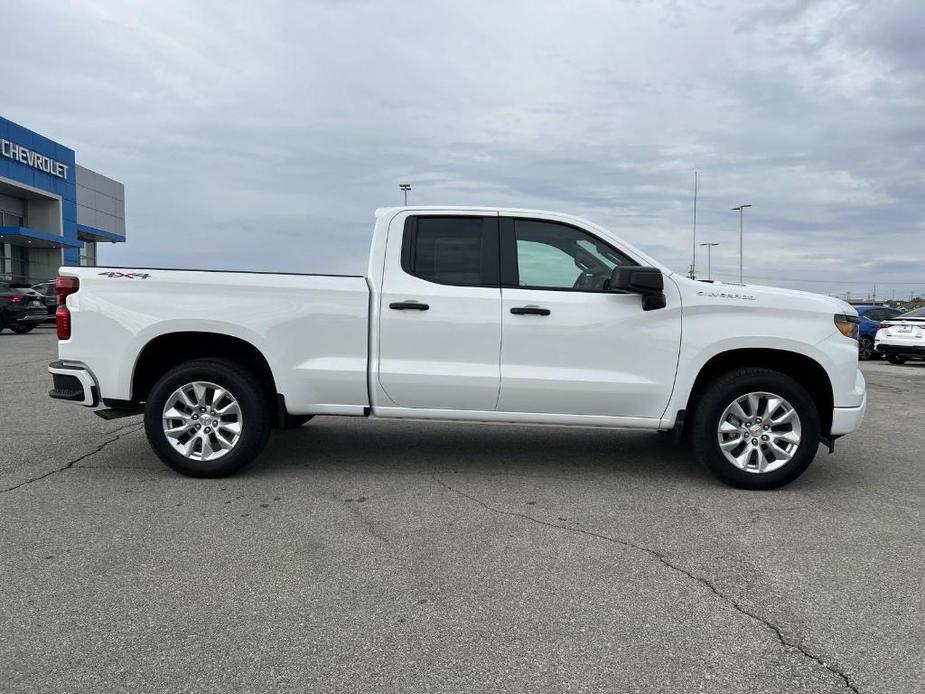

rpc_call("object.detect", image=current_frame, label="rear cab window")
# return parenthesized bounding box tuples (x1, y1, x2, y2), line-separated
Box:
(401, 216, 499, 287)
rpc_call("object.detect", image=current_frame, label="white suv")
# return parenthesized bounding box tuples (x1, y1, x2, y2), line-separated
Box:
(875, 307, 925, 364)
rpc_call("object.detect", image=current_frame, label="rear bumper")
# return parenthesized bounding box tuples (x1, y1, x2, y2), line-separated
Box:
(875, 343, 925, 358)
(9, 310, 47, 324)
(48, 361, 99, 407)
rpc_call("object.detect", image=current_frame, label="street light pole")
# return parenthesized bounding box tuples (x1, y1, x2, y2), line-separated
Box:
(399, 183, 411, 206)
(691, 171, 698, 279)
(731, 204, 751, 283)
(699, 242, 719, 280)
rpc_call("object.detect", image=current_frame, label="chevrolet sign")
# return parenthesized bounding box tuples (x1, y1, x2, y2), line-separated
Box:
(1, 139, 69, 179)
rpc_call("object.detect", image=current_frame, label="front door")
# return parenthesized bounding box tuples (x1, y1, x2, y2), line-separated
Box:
(497, 216, 681, 419)
(377, 213, 502, 410)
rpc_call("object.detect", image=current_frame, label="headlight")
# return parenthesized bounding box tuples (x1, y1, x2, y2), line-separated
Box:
(834, 313, 860, 340)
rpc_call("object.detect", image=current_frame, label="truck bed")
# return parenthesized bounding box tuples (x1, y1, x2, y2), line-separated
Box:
(58, 266, 371, 415)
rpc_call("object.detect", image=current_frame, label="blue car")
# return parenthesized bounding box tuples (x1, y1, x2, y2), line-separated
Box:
(853, 304, 902, 360)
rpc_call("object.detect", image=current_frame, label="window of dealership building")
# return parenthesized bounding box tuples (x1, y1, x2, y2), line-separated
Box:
(0, 116, 125, 285)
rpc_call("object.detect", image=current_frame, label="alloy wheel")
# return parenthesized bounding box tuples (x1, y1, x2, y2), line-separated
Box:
(716, 391, 802, 474)
(162, 381, 243, 461)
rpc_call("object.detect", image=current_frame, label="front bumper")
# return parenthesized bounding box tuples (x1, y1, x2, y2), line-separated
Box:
(831, 389, 867, 436)
(48, 361, 99, 407)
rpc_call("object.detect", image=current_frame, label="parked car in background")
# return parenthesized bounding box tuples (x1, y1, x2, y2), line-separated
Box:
(0, 283, 47, 334)
(31, 281, 58, 322)
(853, 305, 902, 360)
(875, 307, 925, 364)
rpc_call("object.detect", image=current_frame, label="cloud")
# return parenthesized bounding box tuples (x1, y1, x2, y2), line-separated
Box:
(3, 0, 923, 297)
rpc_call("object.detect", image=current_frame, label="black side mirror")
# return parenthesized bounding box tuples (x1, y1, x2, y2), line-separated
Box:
(608, 266, 666, 311)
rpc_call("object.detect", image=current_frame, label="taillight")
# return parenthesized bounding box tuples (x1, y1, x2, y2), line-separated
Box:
(55, 275, 80, 340)
(9, 295, 23, 303)
(55, 305, 71, 339)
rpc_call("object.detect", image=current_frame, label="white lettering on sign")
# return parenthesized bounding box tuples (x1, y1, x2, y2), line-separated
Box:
(0, 139, 69, 179)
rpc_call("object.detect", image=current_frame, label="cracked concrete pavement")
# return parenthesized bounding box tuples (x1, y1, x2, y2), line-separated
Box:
(1, 331, 923, 693)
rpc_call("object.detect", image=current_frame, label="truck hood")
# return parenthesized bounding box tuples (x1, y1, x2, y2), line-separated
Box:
(677, 278, 856, 316)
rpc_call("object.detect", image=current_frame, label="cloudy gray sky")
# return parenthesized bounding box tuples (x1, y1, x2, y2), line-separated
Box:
(5, 0, 924, 298)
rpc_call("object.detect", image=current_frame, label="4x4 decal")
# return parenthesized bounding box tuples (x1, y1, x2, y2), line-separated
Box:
(98, 271, 152, 279)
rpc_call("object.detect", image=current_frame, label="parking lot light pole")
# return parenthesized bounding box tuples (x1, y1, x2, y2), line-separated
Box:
(399, 183, 411, 206)
(699, 242, 719, 280)
(731, 204, 751, 283)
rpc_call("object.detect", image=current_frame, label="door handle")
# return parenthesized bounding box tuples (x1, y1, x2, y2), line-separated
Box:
(510, 306, 550, 316)
(389, 301, 430, 311)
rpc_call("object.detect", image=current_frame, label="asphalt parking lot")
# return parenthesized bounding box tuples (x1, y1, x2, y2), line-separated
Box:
(1, 329, 922, 694)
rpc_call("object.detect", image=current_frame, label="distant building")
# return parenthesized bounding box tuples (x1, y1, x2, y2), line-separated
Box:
(0, 116, 125, 284)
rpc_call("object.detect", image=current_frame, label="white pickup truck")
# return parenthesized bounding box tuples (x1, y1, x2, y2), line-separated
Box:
(48, 207, 866, 489)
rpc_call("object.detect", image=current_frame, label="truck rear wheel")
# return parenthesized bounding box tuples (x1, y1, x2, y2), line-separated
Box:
(690, 368, 820, 490)
(144, 359, 272, 478)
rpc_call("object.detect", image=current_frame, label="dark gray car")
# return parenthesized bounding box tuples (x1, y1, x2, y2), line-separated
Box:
(31, 281, 58, 320)
(0, 283, 48, 334)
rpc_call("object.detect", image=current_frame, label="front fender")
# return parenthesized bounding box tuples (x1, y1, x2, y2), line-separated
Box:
(663, 323, 861, 427)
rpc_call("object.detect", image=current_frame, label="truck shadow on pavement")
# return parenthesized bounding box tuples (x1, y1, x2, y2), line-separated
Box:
(252, 418, 714, 486)
(72, 415, 857, 492)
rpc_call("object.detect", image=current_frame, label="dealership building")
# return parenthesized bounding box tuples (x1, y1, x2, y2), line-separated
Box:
(0, 116, 125, 285)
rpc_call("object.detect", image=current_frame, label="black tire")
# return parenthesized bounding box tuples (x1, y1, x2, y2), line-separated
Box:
(690, 368, 821, 490)
(9, 324, 36, 334)
(144, 359, 272, 478)
(0, 315, 5, 334)
(858, 336, 876, 360)
(887, 354, 907, 365)
(280, 414, 314, 429)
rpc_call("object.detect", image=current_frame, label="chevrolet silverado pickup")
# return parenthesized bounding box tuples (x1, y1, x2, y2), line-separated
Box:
(47, 207, 867, 489)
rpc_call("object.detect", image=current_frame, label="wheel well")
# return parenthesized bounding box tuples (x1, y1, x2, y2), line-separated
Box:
(686, 348, 834, 435)
(132, 332, 278, 407)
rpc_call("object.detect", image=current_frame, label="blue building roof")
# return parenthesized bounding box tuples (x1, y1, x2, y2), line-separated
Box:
(0, 225, 82, 248)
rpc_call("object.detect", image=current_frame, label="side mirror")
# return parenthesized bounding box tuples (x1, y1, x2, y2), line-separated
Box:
(608, 266, 666, 311)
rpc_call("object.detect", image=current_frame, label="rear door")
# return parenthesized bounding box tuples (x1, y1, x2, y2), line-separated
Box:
(497, 215, 681, 419)
(377, 212, 502, 410)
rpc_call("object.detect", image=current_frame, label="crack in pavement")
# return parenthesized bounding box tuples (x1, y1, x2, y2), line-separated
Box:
(433, 475, 860, 694)
(332, 491, 389, 543)
(0, 423, 144, 494)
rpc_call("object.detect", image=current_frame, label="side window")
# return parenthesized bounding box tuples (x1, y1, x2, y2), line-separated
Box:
(512, 219, 635, 291)
(516, 241, 579, 288)
(402, 216, 497, 287)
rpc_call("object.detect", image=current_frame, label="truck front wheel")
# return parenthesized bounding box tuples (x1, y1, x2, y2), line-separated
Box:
(690, 368, 821, 490)
(144, 359, 272, 478)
